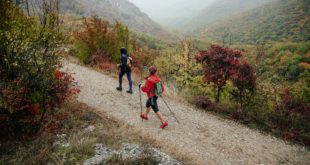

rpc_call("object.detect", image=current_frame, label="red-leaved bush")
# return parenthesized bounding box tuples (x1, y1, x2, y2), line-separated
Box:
(196, 44, 243, 102)
(230, 62, 256, 108)
(271, 88, 310, 144)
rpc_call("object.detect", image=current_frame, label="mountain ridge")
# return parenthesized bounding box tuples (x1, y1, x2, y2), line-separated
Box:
(62, 0, 175, 40)
(185, 0, 273, 31)
(189, 0, 309, 44)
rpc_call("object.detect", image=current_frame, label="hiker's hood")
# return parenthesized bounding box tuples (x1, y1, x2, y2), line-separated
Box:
(120, 47, 127, 54)
(147, 74, 160, 83)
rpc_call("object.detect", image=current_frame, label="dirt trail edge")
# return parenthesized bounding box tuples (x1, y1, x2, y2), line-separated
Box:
(63, 60, 310, 165)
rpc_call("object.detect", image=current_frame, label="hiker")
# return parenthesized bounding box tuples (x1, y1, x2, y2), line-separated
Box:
(139, 66, 168, 129)
(116, 47, 133, 94)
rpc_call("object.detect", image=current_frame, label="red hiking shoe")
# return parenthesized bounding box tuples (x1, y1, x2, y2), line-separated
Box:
(160, 121, 168, 129)
(140, 114, 148, 120)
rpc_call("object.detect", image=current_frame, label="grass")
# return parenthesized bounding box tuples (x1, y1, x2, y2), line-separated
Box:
(0, 99, 196, 164)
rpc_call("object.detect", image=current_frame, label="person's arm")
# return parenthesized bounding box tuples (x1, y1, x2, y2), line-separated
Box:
(141, 80, 151, 93)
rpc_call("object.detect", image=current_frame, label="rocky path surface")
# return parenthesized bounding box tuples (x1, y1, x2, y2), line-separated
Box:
(63, 61, 310, 165)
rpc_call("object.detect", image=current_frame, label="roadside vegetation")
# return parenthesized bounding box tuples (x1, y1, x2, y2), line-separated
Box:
(0, 2, 309, 165)
(69, 12, 310, 147)
(0, 100, 161, 164)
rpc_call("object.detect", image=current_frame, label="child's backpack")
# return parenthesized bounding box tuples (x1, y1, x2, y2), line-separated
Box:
(154, 82, 163, 97)
(127, 57, 133, 69)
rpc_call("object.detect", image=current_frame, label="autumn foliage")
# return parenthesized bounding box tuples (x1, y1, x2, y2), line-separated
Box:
(0, 2, 78, 139)
(230, 62, 256, 108)
(267, 88, 310, 144)
(196, 45, 255, 102)
(73, 16, 132, 64)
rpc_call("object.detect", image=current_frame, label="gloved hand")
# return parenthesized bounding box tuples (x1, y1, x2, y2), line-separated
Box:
(138, 83, 142, 88)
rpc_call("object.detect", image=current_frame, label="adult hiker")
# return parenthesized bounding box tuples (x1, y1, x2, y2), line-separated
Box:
(116, 47, 133, 94)
(139, 66, 168, 129)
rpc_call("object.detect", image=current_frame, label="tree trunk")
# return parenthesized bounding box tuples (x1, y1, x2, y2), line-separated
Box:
(26, 0, 30, 16)
(216, 87, 221, 103)
(239, 89, 243, 110)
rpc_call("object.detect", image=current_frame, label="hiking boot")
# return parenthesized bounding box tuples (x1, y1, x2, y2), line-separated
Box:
(160, 121, 168, 129)
(126, 90, 133, 94)
(116, 87, 122, 91)
(140, 114, 148, 120)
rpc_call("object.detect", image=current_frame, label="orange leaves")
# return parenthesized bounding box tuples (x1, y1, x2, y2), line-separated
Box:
(18, 104, 40, 115)
(298, 62, 310, 70)
(54, 70, 65, 79)
(69, 88, 81, 95)
(31, 104, 40, 114)
(98, 62, 116, 73)
(73, 16, 132, 64)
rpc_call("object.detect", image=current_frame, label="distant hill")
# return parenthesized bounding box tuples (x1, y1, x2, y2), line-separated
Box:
(61, 0, 175, 40)
(189, 0, 310, 44)
(146, 0, 214, 29)
(127, 0, 215, 30)
(186, 0, 272, 31)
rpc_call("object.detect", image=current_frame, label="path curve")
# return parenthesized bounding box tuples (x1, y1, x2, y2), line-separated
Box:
(63, 60, 310, 165)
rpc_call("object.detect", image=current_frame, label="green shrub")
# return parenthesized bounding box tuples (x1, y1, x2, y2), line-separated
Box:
(0, 1, 76, 139)
(73, 17, 133, 64)
(74, 40, 92, 64)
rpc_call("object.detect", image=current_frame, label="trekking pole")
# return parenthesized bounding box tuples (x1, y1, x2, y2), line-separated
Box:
(139, 85, 143, 122)
(161, 96, 180, 124)
(139, 65, 146, 122)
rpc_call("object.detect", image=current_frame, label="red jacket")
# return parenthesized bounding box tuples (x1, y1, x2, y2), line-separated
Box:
(141, 74, 164, 98)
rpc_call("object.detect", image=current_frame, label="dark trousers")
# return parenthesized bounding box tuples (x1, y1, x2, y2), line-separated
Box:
(118, 69, 132, 92)
(146, 96, 159, 113)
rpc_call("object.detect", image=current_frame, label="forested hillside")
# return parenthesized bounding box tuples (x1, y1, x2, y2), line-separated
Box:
(61, 0, 174, 40)
(186, 0, 272, 31)
(191, 0, 310, 44)
(1, 1, 310, 164)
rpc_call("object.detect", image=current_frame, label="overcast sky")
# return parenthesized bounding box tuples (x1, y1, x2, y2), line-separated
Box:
(128, 0, 215, 24)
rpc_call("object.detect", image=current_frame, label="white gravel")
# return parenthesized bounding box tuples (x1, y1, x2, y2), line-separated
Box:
(63, 60, 310, 165)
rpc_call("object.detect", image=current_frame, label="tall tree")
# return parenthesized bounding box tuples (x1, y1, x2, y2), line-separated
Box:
(196, 44, 242, 102)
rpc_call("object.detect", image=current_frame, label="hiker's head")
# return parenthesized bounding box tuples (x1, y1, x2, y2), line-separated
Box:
(120, 47, 127, 54)
(149, 66, 157, 75)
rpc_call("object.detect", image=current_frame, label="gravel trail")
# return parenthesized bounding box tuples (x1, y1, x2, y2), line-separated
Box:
(64, 61, 310, 165)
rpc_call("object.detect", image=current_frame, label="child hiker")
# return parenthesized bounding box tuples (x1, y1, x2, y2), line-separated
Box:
(116, 47, 133, 94)
(139, 66, 168, 129)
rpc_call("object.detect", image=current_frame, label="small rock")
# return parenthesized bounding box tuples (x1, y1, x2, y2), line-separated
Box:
(148, 147, 182, 165)
(53, 134, 70, 148)
(119, 143, 144, 159)
(84, 143, 182, 165)
(83, 125, 95, 133)
(84, 144, 116, 165)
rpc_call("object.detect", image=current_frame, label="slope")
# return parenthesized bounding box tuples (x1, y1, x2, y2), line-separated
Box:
(63, 60, 310, 165)
(192, 0, 310, 44)
(61, 0, 175, 40)
(186, 0, 272, 31)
